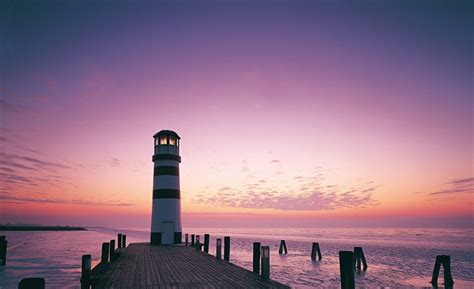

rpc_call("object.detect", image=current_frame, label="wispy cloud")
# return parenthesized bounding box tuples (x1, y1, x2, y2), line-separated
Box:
(109, 158, 122, 167)
(0, 151, 71, 170)
(195, 170, 379, 211)
(0, 192, 134, 207)
(429, 177, 473, 196)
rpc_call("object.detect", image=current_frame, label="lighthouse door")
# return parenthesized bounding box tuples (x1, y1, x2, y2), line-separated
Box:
(161, 221, 175, 244)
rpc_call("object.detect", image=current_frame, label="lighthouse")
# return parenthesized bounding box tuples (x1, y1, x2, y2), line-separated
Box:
(151, 130, 182, 245)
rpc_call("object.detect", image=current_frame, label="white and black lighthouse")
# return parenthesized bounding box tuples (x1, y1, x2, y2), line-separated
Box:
(151, 130, 182, 245)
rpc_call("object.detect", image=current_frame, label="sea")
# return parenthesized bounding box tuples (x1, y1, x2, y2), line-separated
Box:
(0, 227, 473, 288)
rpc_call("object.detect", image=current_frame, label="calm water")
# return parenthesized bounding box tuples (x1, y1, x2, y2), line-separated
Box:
(0, 227, 473, 288)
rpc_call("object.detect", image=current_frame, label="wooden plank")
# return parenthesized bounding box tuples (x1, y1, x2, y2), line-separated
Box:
(90, 243, 289, 288)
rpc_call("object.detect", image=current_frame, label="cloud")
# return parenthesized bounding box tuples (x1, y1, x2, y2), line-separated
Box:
(429, 177, 473, 196)
(0, 134, 135, 208)
(0, 192, 134, 207)
(109, 158, 122, 167)
(270, 160, 281, 163)
(0, 151, 71, 170)
(195, 173, 378, 211)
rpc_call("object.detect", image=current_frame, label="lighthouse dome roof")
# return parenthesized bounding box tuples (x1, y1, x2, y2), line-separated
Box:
(153, 130, 180, 139)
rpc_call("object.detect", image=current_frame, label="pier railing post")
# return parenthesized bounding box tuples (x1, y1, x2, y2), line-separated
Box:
(204, 234, 210, 253)
(216, 238, 222, 260)
(278, 240, 288, 254)
(191, 234, 195, 246)
(101, 242, 110, 263)
(339, 251, 355, 289)
(109, 240, 115, 261)
(253, 242, 261, 274)
(185, 233, 189, 246)
(118, 234, 122, 248)
(431, 255, 454, 287)
(261, 246, 270, 280)
(0, 236, 7, 266)
(122, 235, 127, 248)
(195, 235, 200, 251)
(353, 247, 367, 270)
(18, 278, 45, 289)
(311, 242, 322, 260)
(81, 254, 91, 289)
(224, 236, 230, 261)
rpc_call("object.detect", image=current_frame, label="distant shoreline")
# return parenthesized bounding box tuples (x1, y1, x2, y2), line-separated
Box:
(0, 225, 87, 231)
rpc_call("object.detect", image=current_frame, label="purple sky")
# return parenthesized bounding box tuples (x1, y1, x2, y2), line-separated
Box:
(1, 0, 472, 228)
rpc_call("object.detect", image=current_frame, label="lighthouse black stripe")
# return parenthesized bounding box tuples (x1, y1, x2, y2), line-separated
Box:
(154, 166, 179, 176)
(153, 189, 180, 199)
(152, 154, 181, 162)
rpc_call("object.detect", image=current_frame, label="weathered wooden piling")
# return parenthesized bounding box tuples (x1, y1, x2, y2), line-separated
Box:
(195, 235, 200, 251)
(353, 247, 367, 270)
(204, 234, 210, 253)
(101, 242, 110, 263)
(224, 236, 230, 261)
(18, 278, 45, 289)
(311, 242, 322, 260)
(122, 234, 127, 248)
(216, 238, 222, 260)
(185, 233, 189, 246)
(0, 236, 7, 266)
(109, 240, 115, 261)
(261, 245, 270, 280)
(191, 234, 195, 246)
(81, 254, 91, 289)
(339, 251, 355, 289)
(431, 255, 454, 287)
(117, 234, 122, 248)
(253, 242, 261, 274)
(278, 240, 288, 254)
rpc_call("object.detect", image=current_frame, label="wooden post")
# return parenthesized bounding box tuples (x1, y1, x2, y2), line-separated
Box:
(442, 255, 454, 288)
(0, 236, 7, 266)
(122, 234, 126, 248)
(18, 278, 45, 289)
(195, 235, 200, 250)
(109, 240, 115, 261)
(253, 242, 261, 274)
(311, 242, 322, 260)
(191, 234, 195, 246)
(261, 246, 270, 280)
(278, 240, 288, 254)
(224, 236, 230, 261)
(339, 251, 355, 289)
(353, 247, 361, 270)
(216, 238, 222, 260)
(101, 242, 110, 263)
(80, 254, 91, 289)
(204, 234, 210, 253)
(353, 247, 367, 270)
(185, 233, 189, 246)
(118, 234, 122, 248)
(431, 255, 454, 287)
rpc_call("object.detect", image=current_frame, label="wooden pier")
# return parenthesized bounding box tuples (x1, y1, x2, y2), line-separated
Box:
(89, 243, 289, 288)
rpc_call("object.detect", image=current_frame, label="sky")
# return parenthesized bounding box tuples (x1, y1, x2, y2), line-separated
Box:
(0, 0, 472, 228)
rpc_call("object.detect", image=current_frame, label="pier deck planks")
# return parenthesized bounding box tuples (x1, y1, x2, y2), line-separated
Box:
(90, 243, 289, 289)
